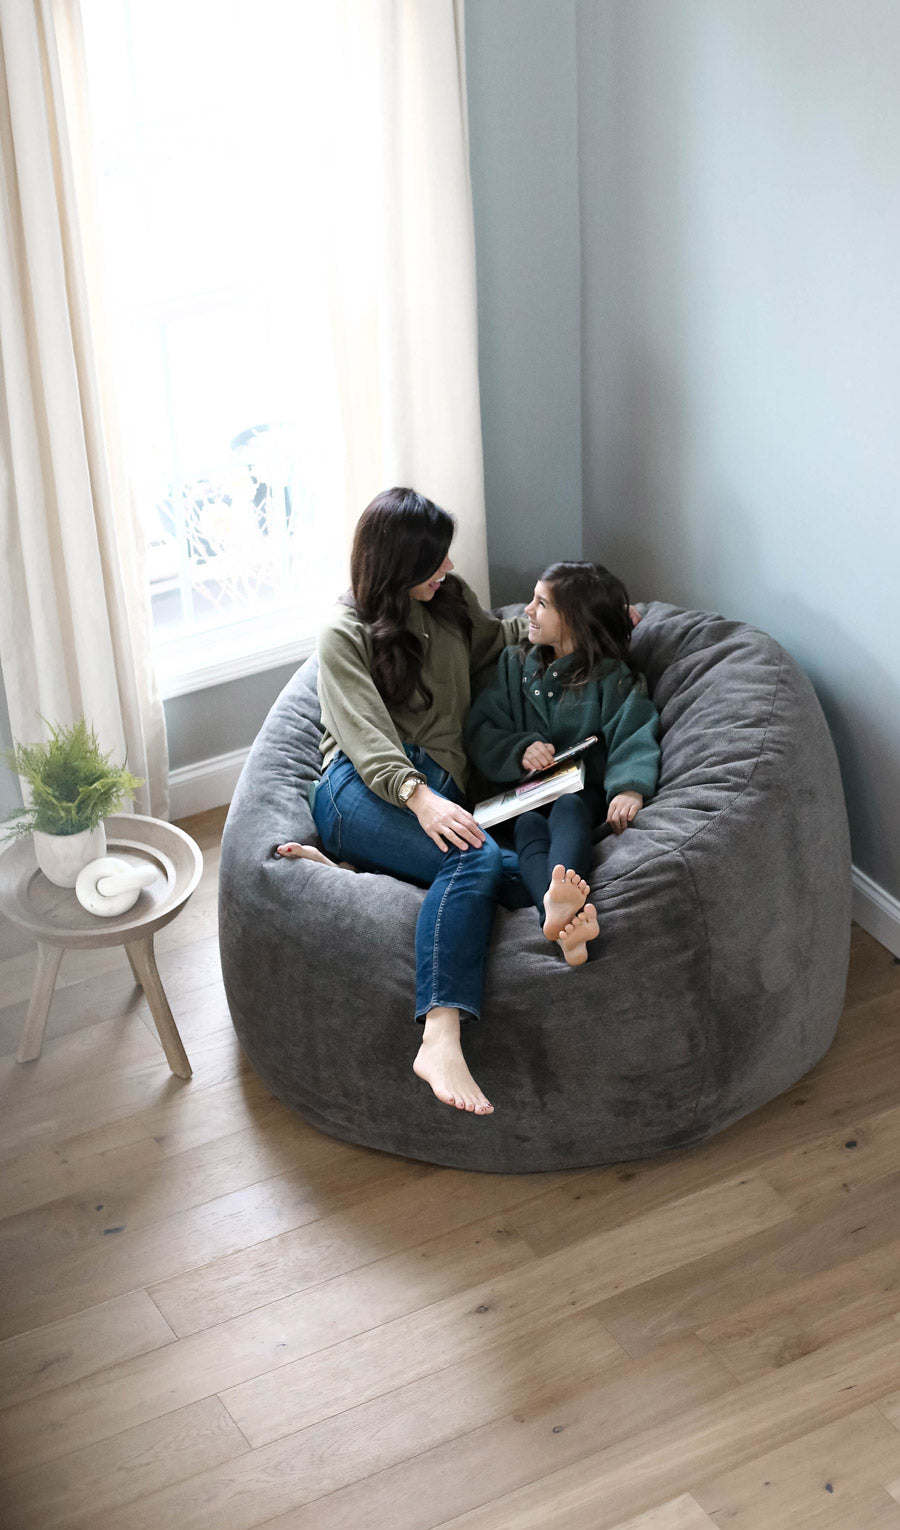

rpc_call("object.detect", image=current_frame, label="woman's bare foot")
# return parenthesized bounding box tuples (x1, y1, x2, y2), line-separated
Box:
(275, 842, 336, 866)
(557, 903, 600, 967)
(413, 1007, 493, 1114)
(543, 864, 589, 940)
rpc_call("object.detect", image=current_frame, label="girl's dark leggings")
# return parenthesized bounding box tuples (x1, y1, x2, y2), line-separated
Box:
(513, 788, 605, 919)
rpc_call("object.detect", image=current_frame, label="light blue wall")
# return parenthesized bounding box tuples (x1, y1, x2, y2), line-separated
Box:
(577, 0, 900, 896)
(164, 662, 298, 772)
(465, 0, 900, 902)
(465, 0, 584, 603)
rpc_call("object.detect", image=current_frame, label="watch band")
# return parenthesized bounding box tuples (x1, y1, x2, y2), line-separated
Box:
(398, 774, 426, 805)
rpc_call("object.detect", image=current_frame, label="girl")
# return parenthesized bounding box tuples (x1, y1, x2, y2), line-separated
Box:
(465, 561, 660, 966)
(277, 487, 529, 1116)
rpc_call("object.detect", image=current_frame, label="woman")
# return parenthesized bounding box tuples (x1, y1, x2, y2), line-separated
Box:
(277, 487, 528, 1116)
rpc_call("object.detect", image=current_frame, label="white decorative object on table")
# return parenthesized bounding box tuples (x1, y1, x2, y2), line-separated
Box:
(75, 855, 157, 916)
(33, 824, 107, 888)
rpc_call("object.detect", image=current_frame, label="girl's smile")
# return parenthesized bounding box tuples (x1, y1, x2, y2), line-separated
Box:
(525, 580, 573, 656)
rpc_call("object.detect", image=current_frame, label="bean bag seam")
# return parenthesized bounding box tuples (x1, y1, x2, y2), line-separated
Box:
(674, 845, 714, 1130)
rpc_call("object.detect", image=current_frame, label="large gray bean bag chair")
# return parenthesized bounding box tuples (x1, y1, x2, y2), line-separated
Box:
(219, 603, 851, 1172)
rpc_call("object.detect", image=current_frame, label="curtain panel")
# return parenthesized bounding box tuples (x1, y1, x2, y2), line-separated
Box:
(324, 0, 491, 600)
(0, 0, 167, 815)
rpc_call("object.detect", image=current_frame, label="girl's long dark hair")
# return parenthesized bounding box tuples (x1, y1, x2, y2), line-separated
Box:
(349, 487, 472, 709)
(531, 561, 640, 687)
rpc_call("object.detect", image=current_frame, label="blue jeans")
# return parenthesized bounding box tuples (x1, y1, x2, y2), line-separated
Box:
(310, 746, 526, 1022)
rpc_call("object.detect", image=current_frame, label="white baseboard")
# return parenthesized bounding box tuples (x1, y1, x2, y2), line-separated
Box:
(852, 866, 900, 959)
(167, 746, 250, 821)
(166, 749, 900, 960)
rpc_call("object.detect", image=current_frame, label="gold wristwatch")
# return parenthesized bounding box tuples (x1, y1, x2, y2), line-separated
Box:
(398, 774, 426, 805)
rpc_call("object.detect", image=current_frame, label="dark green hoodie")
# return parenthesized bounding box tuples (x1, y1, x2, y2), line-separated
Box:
(465, 645, 660, 804)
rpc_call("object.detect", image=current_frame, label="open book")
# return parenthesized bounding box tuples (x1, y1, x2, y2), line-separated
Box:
(473, 759, 586, 829)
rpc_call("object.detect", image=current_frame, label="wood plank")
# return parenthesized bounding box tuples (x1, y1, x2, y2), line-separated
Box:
(89, 1338, 733, 1530)
(697, 1234, 900, 1381)
(173, 806, 229, 847)
(592, 1168, 900, 1361)
(0, 1013, 165, 1103)
(0, 1140, 431, 1342)
(694, 1404, 900, 1527)
(0, 942, 126, 1012)
(606, 1500, 717, 1530)
(0, 1115, 418, 1288)
(0, 965, 148, 1058)
(147, 1165, 576, 1336)
(133, 1066, 275, 1159)
(762, 1101, 900, 1212)
(0, 1031, 245, 1164)
(845, 925, 900, 1009)
(80, 1312, 625, 1530)
(0, 1117, 162, 1222)
(0, 1097, 329, 1224)
(0, 1198, 540, 1474)
(221, 1175, 787, 1449)
(794, 1491, 900, 1530)
(404, 1318, 900, 1530)
(233, 1339, 734, 1530)
(0, 1396, 247, 1530)
(0, 1290, 174, 1410)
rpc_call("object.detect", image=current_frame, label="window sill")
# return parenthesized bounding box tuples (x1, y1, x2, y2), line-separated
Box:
(154, 612, 316, 700)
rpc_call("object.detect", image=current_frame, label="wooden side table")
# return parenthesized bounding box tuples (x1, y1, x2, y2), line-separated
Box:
(0, 813, 203, 1079)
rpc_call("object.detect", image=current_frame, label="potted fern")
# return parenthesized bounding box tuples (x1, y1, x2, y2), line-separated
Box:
(2, 719, 143, 887)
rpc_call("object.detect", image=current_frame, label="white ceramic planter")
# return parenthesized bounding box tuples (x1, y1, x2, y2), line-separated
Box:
(33, 823, 107, 888)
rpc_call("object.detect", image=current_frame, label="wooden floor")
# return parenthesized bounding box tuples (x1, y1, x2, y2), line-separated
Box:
(1, 810, 900, 1529)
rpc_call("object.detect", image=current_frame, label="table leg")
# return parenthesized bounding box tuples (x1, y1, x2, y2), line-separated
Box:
(17, 941, 63, 1064)
(125, 947, 143, 989)
(125, 935, 192, 1080)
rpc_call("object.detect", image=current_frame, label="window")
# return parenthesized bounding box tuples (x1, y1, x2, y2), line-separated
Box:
(81, 1, 349, 696)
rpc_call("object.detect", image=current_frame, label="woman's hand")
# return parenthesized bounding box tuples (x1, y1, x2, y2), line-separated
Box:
(407, 784, 486, 853)
(521, 740, 556, 774)
(607, 791, 643, 834)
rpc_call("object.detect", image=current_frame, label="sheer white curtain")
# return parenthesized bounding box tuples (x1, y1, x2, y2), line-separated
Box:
(0, 0, 167, 815)
(323, 0, 491, 598)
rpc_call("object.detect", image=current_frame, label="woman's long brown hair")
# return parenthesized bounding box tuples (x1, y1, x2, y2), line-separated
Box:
(348, 487, 472, 709)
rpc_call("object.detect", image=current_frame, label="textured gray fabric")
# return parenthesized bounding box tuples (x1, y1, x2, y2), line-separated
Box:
(219, 603, 851, 1172)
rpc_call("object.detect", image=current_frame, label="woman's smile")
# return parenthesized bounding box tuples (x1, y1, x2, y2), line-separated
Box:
(410, 555, 454, 601)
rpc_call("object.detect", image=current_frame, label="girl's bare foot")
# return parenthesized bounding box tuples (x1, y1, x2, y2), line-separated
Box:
(275, 841, 335, 865)
(543, 864, 589, 940)
(413, 1007, 493, 1114)
(557, 903, 600, 967)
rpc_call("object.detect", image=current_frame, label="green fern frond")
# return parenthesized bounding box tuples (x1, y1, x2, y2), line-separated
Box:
(2, 718, 143, 841)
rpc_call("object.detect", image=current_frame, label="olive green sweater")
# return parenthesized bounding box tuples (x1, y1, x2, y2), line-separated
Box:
(316, 581, 527, 807)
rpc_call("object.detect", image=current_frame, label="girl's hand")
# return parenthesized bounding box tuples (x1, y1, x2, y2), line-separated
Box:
(407, 784, 486, 853)
(607, 791, 643, 834)
(521, 740, 556, 773)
